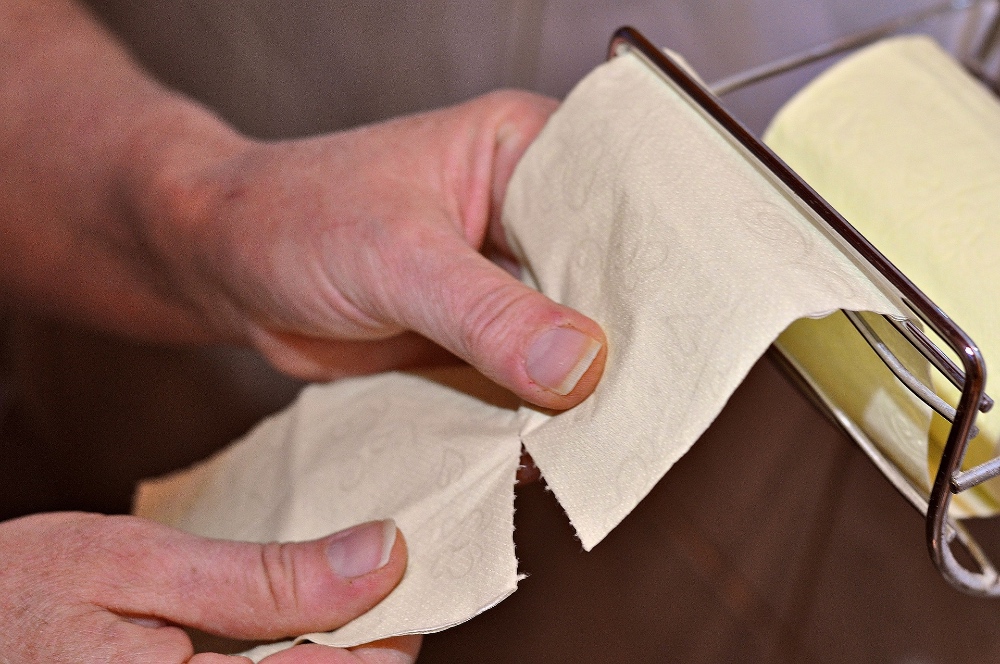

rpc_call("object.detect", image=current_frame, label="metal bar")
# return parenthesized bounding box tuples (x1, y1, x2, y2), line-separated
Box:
(853, 313, 1000, 493)
(844, 312, 978, 436)
(608, 27, 973, 380)
(775, 348, 999, 585)
(952, 457, 1000, 492)
(974, 2, 1000, 62)
(886, 316, 994, 412)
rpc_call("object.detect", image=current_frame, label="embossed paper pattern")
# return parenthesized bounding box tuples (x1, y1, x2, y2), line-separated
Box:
(134, 367, 523, 654)
(503, 51, 903, 550)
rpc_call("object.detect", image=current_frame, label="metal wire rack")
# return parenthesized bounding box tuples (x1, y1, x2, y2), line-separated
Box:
(608, 5, 1000, 594)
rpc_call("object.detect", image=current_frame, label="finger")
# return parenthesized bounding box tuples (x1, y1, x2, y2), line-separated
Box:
(515, 449, 540, 486)
(259, 636, 421, 664)
(387, 229, 606, 410)
(187, 652, 253, 664)
(255, 330, 459, 382)
(350, 636, 422, 664)
(484, 92, 559, 259)
(418, 91, 605, 409)
(77, 614, 253, 664)
(84, 517, 406, 641)
(74, 609, 196, 663)
(189, 654, 254, 664)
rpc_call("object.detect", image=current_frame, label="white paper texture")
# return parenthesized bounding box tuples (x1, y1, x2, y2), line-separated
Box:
(135, 367, 523, 653)
(504, 51, 901, 550)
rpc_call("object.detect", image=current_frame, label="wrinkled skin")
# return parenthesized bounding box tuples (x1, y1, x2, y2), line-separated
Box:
(0, 513, 420, 663)
(132, 90, 606, 410)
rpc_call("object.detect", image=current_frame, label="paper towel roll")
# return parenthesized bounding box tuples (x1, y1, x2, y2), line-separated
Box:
(765, 35, 1000, 514)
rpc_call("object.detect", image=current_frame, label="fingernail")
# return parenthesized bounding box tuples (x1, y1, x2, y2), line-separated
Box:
(526, 327, 602, 396)
(326, 519, 397, 579)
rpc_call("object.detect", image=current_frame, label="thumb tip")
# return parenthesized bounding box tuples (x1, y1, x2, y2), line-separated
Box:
(521, 322, 607, 410)
(325, 519, 402, 580)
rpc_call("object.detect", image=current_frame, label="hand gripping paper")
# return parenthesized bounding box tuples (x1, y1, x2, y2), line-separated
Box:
(135, 367, 524, 655)
(134, 49, 902, 654)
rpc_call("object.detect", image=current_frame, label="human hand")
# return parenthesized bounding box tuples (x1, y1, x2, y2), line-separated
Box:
(0, 513, 418, 662)
(132, 91, 606, 410)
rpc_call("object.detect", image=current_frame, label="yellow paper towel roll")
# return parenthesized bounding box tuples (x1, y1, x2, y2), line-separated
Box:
(765, 35, 1000, 514)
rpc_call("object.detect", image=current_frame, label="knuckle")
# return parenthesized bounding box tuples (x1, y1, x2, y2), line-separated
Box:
(457, 281, 537, 362)
(257, 542, 303, 617)
(73, 516, 156, 585)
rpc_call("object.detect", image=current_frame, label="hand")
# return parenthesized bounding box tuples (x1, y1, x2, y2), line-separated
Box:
(0, 513, 418, 662)
(132, 91, 606, 410)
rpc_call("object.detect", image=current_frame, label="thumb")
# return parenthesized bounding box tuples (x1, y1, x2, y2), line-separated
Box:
(105, 518, 405, 640)
(393, 231, 606, 410)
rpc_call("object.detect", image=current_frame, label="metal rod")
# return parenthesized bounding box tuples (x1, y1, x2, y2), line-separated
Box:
(844, 311, 978, 436)
(851, 313, 1000, 493)
(952, 457, 1000, 492)
(974, 2, 1000, 62)
(710, 0, 979, 96)
(886, 315, 994, 412)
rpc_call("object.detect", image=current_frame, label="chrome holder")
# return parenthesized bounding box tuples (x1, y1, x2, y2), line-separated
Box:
(609, 18, 999, 595)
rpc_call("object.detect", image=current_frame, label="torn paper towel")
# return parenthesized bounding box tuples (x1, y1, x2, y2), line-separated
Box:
(136, 47, 908, 654)
(135, 367, 524, 651)
(504, 49, 903, 550)
(765, 35, 1000, 515)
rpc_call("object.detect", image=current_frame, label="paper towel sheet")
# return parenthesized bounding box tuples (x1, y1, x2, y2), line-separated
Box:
(135, 47, 910, 654)
(134, 367, 524, 653)
(504, 50, 902, 550)
(765, 35, 1000, 514)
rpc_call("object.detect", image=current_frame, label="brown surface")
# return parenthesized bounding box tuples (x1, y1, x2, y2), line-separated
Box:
(0, 316, 302, 519)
